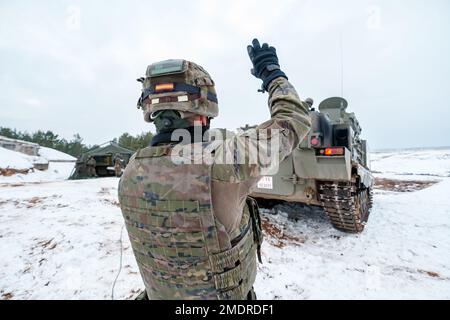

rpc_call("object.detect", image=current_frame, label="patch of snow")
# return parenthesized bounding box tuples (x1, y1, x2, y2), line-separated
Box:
(0, 162, 75, 184)
(0, 178, 141, 300)
(0, 147, 34, 170)
(254, 179, 450, 299)
(38, 147, 76, 162)
(371, 148, 450, 179)
(0, 146, 75, 184)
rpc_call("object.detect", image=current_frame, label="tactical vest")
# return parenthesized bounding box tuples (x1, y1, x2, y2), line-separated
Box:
(118, 144, 260, 300)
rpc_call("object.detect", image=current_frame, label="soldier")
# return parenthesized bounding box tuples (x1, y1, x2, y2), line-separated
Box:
(114, 155, 123, 177)
(86, 156, 97, 178)
(71, 158, 87, 179)
(118, 39, 311, 300)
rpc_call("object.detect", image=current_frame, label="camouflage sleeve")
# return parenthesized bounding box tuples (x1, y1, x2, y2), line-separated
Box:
(210, 77, 311, 236)
(257, 76, 312, 163)
(211, 77, 311, 183)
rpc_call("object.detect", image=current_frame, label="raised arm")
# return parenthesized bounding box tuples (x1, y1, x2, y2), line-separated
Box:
(212, 39, 311, 183)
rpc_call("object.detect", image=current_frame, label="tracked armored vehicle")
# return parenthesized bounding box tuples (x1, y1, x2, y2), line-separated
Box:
(251, 97, 373, 233)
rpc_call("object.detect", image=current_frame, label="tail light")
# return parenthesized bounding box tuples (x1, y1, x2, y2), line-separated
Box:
(320, 147, 345, 156)
(310, 137, 320, 147)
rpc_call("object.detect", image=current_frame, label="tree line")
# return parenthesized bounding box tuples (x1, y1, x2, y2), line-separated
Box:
(0, 127, 153, 158)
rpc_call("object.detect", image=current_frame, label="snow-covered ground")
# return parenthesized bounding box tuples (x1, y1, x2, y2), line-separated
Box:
(0, 162, 76, 184)
(0, 146, 75, 184)
(38, 146, 77, 162)
(0, 178, 141, 300)
(1, 148, 449, 300)
(0, 147, 35, 171)
(371, 148, 450, 180)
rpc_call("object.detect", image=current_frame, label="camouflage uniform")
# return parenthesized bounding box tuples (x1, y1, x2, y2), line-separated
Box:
(114, 156, 123, 177)
(118, 60, 311, 300)
(71, 159, 87, 179)
(86, 157, 96, 177)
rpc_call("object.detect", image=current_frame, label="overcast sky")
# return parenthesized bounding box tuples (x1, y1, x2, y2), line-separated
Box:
(1, 0, 449, 149)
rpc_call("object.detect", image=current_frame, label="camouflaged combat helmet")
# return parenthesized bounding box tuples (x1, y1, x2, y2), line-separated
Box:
(137, 59, 218, 122)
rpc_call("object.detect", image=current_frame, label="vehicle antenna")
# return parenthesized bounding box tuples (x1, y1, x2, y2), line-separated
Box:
(340, 33, 344, 97)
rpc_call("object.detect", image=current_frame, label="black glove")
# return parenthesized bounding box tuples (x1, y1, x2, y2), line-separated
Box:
(247, 38, 288, 92)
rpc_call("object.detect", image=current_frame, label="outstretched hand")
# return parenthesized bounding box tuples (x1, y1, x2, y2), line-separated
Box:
(247, 38, 287, 91)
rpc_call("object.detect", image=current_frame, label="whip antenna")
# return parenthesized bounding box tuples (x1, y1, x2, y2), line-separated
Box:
(340, 33, 344, 97)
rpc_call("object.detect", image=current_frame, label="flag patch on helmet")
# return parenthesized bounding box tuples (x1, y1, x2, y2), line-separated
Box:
(155, 83, 174, 92)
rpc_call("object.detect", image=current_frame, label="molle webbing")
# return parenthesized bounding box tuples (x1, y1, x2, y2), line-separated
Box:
(144, 93, 203, 105)
(213, 237, 257, 290)
(140, 82, 218, 104)
(121, 200, 256, 299)
(209, 221, 253, 272)
(118, 145, 257, 300)
(120, 195, 201, 213)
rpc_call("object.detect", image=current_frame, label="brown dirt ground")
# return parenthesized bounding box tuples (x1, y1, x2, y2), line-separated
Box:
(374, 178, 439, 192)
(261, 217, 306, 248)
(1, 292, 13, 300)
(0, 168, 29, 176)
